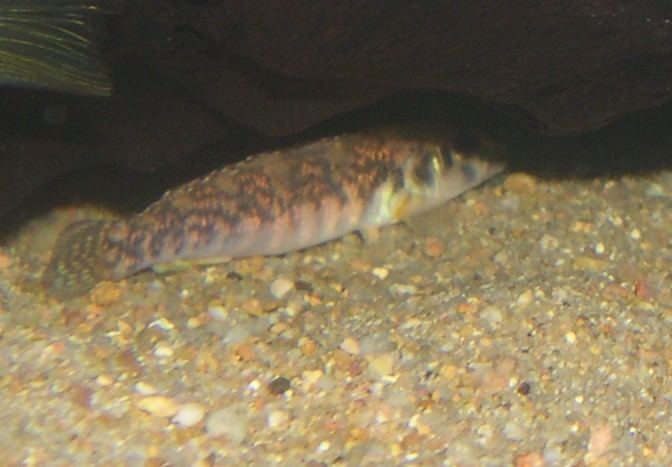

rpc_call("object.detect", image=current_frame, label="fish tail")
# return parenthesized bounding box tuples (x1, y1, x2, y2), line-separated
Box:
(43, 219, 117, 299)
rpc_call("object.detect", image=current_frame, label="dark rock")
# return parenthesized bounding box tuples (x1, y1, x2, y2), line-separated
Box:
(267, 376, 291, 395)
(2, 0, 672, 221)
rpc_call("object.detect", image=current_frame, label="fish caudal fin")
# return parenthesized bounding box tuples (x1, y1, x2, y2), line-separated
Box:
(43, 219, 115, 299)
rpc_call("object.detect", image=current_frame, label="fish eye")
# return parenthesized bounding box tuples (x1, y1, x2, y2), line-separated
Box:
(413, 149, 441, 185)
(440, 145, 455, 168)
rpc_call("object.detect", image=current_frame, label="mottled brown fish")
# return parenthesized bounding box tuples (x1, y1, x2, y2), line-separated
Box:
(43, 132, 505, 298)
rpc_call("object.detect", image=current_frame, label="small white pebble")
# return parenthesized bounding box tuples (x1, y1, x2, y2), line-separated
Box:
(360, 334, 396, 355)
(302, 369, 323, 387)
(317, 440, 331, 452)
(594, 242, 605, 255)
(340, 337, 361, 355)
(368, 353, 395, 377)
(154, 343, 174, 357)
(516, 290, 533, 307)
(207, 305, 228, 321)
(565, 331, 577, 344)
(609, 215, 623, 226)
(503, 421, 526, 441)
(389, 283, 417, 296)
(267, 410, 290, 429)
(645, 183, 665, 197)
(493, 250, 510, 265)
(270, 277, 294, 299)
(186, 317, 202, 328)
(149, 317, 175, 331)
(134, 381, 157, 395)
(225, 323, 253, 344)
(630, 228, 641, 240)
(172, 403, 205, 428)
(480, 305, 504, 329)
(401, 317, 422, 329)
(137, 396, 178, 418)
(96, 374, 113, 386)
(372, 267, 389, 280)
(587, 424, 612, 460)
(206, 407, 248, 444)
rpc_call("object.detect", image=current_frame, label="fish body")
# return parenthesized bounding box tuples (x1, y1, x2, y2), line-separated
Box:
(43, 132, 505, 298)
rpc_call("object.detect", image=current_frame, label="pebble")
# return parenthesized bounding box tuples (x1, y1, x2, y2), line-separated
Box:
(479, 305, 504, 329)
(388, 283, 417, 296)
(267, 410, 290, 429)
(645, 183, 665, 197)
(267, 376, 291, 395)
(299, 337, 318, 356)
(241, 298, 264, 317)
(371, 267, 389, 280)
(504, 173, 538, 194)
(206, 407, 249, 444)
(564, 331, 577, 345)
(503, 421, 526, 441)
(149, 317, 175, 331)
(360, 334, 396, 355)
(172, 403, 205, 428)
(539, 233, 559, 250)
(516, 290, 533, 307)
(302, 369, 323, 388)
(573, 256, 607, 272)
(134, 382, 158, 395)
(207, 305, 228, 321)
(137, 396, 179, 418)
(423, 237, 445, 257)
(153, 342, 174, 357)
(340, 337, 361, 355)
(95, 374, 113, 386)
(367, 353, 395, 377)
(493, 250, 510, 265)
(586, 423, 612, 461)
(186, 316, 202, 328)
(224, 323, 253, 344)
(270, 277, 294, 299)
(515, 451, 544, 467)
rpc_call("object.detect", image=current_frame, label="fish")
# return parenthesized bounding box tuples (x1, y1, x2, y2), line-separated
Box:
(42, 131, 505, 299)
(0, 0, 118, 96)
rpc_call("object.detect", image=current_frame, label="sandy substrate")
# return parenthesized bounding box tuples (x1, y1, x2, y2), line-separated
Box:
(0, 168, 671, 466)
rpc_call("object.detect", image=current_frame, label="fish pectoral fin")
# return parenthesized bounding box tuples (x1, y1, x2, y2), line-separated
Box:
(152, 255, 232, 274)
(390, 191, 422, 222)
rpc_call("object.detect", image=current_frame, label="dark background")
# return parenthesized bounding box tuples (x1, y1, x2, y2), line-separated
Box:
(2, 0, 672, 226)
